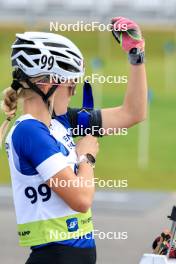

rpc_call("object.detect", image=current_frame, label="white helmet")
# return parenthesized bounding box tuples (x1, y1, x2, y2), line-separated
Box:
(11, 31, 85, 80)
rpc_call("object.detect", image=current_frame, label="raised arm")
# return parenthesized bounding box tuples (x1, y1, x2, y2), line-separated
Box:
(101, 17, 147, 133)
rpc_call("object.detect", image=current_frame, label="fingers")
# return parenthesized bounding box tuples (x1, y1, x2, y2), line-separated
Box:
(85, 134, 98, 142)
(111, 16, 126, 23)
(111, 16, 140, 32)
(111, 16, 144, 53)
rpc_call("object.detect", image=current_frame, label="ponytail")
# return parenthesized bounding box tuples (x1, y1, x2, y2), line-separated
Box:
(0, 87, 18, 147)
(0, 75, 50, 147)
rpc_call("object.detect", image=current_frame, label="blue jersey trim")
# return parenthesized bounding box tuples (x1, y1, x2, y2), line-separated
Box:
(55, 114, 71, 130)
(31, 232, 95, 249)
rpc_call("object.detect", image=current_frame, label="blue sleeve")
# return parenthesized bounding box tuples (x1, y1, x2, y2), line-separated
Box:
(12, 119, 62, 167)
(12, 119, 69, 180)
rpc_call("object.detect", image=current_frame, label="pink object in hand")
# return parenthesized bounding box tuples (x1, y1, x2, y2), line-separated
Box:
(111, 17, 145, 52)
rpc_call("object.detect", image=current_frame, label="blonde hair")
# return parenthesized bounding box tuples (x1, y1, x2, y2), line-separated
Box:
(0, 87, 20, 147)
(0, 76, 47, 147)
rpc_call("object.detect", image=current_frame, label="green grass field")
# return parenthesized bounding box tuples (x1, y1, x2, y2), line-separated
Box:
(0, 26, 176, 190)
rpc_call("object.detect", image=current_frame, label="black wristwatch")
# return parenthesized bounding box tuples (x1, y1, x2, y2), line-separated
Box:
(128, 48, 145, 65)
(78, 153, 96, 168)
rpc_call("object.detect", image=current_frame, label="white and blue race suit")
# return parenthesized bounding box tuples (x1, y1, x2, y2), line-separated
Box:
(5, 108, 102, 249)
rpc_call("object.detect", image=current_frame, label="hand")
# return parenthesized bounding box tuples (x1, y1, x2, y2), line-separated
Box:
(76, 135, 99, 158)
(111, 17, 145, 52)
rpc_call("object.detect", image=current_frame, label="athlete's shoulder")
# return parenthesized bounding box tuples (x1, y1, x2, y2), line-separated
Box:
(13, 118, 49, 138)
(11, 118, 52, 156)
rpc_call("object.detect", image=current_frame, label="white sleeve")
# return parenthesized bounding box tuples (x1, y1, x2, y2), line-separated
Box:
(36, 153, 68, 182)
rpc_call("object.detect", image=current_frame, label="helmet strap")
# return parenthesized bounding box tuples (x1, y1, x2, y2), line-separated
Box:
(24, 79, 58, 117)
(11, 69, 58, 105)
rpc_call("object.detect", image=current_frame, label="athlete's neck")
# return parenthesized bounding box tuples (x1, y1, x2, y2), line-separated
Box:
(23, 96, 51, 127)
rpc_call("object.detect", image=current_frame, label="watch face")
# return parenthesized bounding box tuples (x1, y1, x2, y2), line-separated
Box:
(86, 153, 96, 164)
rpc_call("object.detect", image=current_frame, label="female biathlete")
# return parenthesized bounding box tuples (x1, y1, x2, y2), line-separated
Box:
(0, 17, 147, 264)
